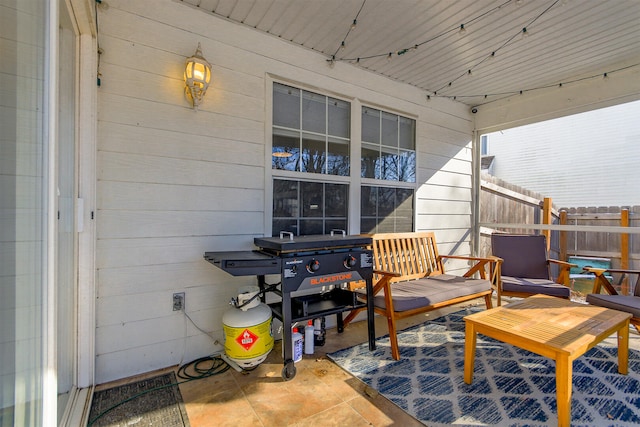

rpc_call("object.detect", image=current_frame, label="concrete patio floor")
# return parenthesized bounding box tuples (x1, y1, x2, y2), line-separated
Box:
(94, 295, 639, 426)
(176, 306, 456, 427)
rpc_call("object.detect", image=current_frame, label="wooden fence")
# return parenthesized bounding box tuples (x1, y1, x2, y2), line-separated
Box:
(479, 174, 559, 257)
(559, 206, 640, 270)
(479, 173, 639, 272)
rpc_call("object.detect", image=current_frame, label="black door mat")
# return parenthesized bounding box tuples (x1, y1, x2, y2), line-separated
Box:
(88, 372, 190, 427)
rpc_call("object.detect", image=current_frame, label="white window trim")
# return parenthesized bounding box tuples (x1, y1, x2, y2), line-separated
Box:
(265, 76, 418, 236)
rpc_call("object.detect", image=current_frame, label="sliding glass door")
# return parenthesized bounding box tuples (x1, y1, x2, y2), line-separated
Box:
(0, 0, 78, 424)
(0, 1, 48, 425)
(57, 0, 77, 421)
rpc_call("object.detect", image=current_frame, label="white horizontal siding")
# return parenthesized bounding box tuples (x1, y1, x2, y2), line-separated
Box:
(97, 262, 226, 299)
(95, 0, 476, 383)
(420, 169, 472, 188)
(486, 100, 640, 207)
(417, 184, 471, 202)
(97, 280, 247, 325)
(98, 151, 264, 189)
(95, 331, 218, 384)
(417, 212, 471, 233)
(98, 182, 264, 212)
(416, 199, 471, 216)
(96, 236, 258, 269)
(98, 92, 265, 142)
(97, 210, 263, 239)
(98, 122, 265, 167)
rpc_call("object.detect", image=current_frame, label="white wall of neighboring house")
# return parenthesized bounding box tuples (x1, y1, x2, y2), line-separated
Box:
(482, 100, 640, 208)
(94, 0, 476, 384)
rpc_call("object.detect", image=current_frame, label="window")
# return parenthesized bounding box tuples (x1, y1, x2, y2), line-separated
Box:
(361, 106, 415, 182)
(361, 106, 416, 233)
(272, 179, 348, 236)
(481, 134, 488, 156)
(272, 83, 350, 176)
(272, 83, 351, 236)
(271, 83, 416, 236)
(361, 186, 414, 233)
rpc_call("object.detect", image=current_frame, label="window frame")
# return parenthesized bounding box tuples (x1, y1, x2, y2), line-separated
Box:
(360, 184, 415, 234)
(271, 178, 350, 237)
(272, 82, 351, 176)
(266, 77, 417, 236)
(360, 105, 416, 183)
(360, 105, 417, 233)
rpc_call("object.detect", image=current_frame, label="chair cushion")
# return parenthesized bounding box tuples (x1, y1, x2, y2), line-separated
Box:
(500, 275, 571, 298)
(491, 234, 550, 279)
(375, 274, 491, 312)
(586, 294, 640, 318)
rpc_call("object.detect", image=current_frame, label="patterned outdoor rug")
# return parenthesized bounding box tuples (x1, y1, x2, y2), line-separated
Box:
(328, 308, 640, 427)
(88, 372, 190, 427)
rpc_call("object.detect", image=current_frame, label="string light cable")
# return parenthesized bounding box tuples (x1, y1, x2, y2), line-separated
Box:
(95, 0, 105, 86)
(432, 0, 561, 94)
(328, 0, 367, 66)
(326, 0, 626, 106)
(331, 0, 514, 64)
(436, 62, 640, 106)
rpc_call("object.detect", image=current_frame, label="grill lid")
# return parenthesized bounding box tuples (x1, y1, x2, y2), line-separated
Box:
(254, 233, 372, 253)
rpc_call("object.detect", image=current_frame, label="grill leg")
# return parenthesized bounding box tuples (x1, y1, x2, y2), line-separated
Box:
(366, 276, 376, 351)
(281, 291, 295, 380)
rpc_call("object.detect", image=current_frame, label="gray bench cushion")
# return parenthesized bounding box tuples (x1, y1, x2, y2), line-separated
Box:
(501, 275, 571, 298)
(374, 274, 491, 312)
(586, 294, 640, 318)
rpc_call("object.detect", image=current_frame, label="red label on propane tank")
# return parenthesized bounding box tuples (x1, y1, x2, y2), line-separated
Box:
(236, 328, 259, 351)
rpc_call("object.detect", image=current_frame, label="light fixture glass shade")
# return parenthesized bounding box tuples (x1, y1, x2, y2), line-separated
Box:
(185, 43, 212, 108)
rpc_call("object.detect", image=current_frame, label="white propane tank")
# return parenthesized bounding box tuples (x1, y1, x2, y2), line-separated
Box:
(222, 286, 274, 369)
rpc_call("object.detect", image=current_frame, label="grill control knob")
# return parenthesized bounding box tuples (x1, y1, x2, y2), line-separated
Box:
(344, 255, 357, 269)
(307, 259, 320, 273)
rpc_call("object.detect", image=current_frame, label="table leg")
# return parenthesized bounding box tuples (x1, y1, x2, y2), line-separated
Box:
(464, 321, 477, 384)
(618, 320, 630, 375)
(555, 355, 572, 427)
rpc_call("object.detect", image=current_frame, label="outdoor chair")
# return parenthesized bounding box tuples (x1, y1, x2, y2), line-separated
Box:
(490, 233, 575, 305)
(584, 267, 640, 333)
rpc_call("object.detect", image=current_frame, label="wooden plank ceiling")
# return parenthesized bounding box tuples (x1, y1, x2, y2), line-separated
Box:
(179, 0, 640, 107)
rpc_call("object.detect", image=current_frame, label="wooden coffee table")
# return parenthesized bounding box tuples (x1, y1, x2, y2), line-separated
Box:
(464, 294, 631, 427)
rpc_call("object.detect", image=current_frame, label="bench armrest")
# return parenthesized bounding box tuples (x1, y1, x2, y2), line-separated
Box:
(549, 259, 577, 286)
(582, 266, 607, 275)
(373, 269, 402, 278)
(586, 267, 640, 275)
(549, 259, 577, 268)
(439, 255, 499, 262)
(583, 267, 640, 296)
(438, 254, 502, 281)
(582, 266, 620, 295)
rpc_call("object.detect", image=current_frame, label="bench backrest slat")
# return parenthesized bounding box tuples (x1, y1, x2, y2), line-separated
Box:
(371, 232, 443, 283)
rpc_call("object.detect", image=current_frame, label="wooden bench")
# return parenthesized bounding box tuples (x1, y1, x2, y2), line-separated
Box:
(344, 232, 502, 360)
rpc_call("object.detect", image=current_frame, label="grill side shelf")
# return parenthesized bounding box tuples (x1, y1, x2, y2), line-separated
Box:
(203, 250, 281, 276)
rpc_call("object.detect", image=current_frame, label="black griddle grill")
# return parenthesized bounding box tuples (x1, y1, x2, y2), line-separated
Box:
(204, 233, 376, 380)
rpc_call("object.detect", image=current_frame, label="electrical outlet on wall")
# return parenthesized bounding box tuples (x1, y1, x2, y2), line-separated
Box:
(173, 292, 185, 311)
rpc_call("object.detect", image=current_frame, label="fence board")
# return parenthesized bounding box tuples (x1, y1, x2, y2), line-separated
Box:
(480, 174, 638, 272)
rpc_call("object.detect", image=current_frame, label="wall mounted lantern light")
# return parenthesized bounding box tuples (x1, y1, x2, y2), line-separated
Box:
(184, 43, 211, 109)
